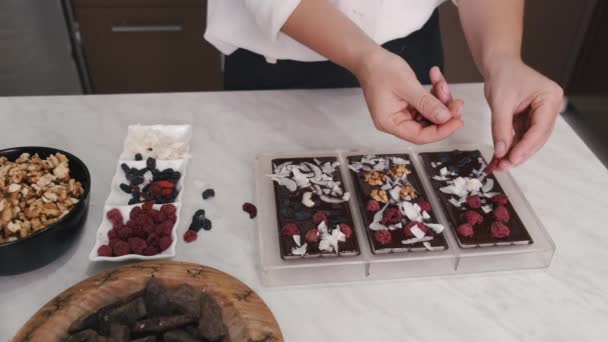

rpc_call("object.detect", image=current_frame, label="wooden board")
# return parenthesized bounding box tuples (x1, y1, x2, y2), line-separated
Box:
(15, 261, 283, 342)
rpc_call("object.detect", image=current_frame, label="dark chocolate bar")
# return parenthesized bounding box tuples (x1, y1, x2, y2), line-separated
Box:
(420, 150, 533, 248)
(270, 157, 360, 259)
(348, 154, 448, 254)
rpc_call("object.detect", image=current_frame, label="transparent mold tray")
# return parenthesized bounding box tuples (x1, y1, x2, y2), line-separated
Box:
(256, 145, 555, 286)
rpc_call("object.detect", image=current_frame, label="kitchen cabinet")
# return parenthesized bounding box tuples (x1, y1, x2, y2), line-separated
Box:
(72, 0, 222, 93)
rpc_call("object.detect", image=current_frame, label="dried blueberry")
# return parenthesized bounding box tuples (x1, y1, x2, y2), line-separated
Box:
(201, 219, 212, 231)
(136, 168, 148, 176)
(128, 197, 138, 205)
(120, 183, 132, 194)
(146, 157, 156, 170)
(193, 209, 206, 221)
(131, 176, 145, 185)
(135, 153, 143, 161)
(170, 171, 181, 182)
(202, 189, 215, 200)
(142, 183, 151, 193)
(189, 220, 202, 232)
(120, 163, 130, 174)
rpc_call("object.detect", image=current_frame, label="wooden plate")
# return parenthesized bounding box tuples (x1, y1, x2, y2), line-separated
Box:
(15, 261, 283, 342)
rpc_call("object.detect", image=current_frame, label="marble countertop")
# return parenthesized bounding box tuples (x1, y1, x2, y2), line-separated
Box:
(1, 83, 607, 341)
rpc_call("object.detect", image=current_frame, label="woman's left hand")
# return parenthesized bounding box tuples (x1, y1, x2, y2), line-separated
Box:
(484, 57, 564, 171)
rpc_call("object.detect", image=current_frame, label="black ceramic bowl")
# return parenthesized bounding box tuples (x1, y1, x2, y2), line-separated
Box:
(0, 147, 91, 275)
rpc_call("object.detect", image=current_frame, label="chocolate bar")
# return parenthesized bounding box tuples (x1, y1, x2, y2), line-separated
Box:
(420, 150, 533, 248)
(348, 154, 448, 254)
(270, 157, 360, 259)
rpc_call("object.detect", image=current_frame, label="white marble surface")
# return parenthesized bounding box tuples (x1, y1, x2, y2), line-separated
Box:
(1, 83, 607, 341)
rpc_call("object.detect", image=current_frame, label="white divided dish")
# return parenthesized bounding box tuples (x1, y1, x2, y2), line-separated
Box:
(106, 159, 187, 206)
(119, 124, 192, 160)
(256, 145, 555, 287)
(88, 203, 180, 262)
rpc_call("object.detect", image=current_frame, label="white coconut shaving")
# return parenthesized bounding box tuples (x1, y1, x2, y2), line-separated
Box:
(391, 157, 410, 165)
(293, 235, 301, 247)
(291, 243, 308, 256)
(318, 222, 345, 253)
(301, 192, 315, 207)
(425, 223, 445, 234)
(481, 205, 493, 214)
(410, 226, 426, 239)
(124, 125, 190, 160)
(401, 236, 433, 245)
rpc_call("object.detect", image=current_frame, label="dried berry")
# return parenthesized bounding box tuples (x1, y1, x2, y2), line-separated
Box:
(418, 201, 432, 212)
(183, 230, 198, 243)
(305, 228, 320, 243)
(120, 183, 133, 194)
(493, 193, 509, 206)
(202, 189, 215, 200)
(463, 210, 484, 226)
(97, 245, 113, 257)
(457, 223, 474, 238)
(156, 221, 173, 236)
(338, 223, 353, 239)
(491, 221, 511, 238)
(106, 209, 124, 226)
(493, 205, 510, 222)
(117, 227, 133, 240)
(112, 240, 131, 256)
(281, 223, 300, 237)
(466, 195, 482, 209)
(135, 153, 143, 161)
(146, 157, 156, 170)
(143, 245, 159, 256)
(128, 237, 147, 254)
(147, 233, 160, 249)
(159, 236, 172, 251)
(189, 220, 202, 232)
(242, 202, 257, 219)
(128, 197, 138, 205)
(131, 176, 145, 186)
(367, 199, 381, 212)
(374, 229, 392, 245)
(107, 229, 118, 240)
(142, 201, 155, 212)
(381, 207, 403, 225)
(403, 221, 429, 237)
(312, 211, 328, 225)
(120, 163, 131, 175)
(192, 209, 206, 221)
(201, 219, 212, 231)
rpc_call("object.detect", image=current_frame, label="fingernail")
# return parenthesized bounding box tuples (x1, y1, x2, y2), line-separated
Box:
(495, 141, 506, 156)
(434, 108, 450, 122)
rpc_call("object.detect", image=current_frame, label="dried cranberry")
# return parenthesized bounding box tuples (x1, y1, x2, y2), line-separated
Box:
(403, 221, 429, 238)
(242, 202, 257, 219)
(381, 207, 402, 225)
(159, 236, 173, 251)
(493, 205, 510, 222)
(112, 240, 131, 256)
(374, 229, 392, 245)
(463, 210, 484, 226)
(312, 211, 328, 225)
(457, 223, 475, 238)
(305, 228, 320, 243)
(128, 237, 147, 254)
(491, 221, 511, 238)
(466, 195, 482, 209)
(338, 223, 353, 239)
(418, 201, 432, 212)
(97, 245, 113, 257)
(493, 194, 509, 206)
(106, 208, 123, 226)
(281, 223, 300, 237)
(367, 199, 381, 212)
(183, 230, 198, 243)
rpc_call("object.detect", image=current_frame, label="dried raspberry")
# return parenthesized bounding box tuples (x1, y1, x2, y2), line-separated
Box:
(142, 222, 156, 235)
(159, 236, 173, 251)
(367, 199, 381, 212)
(374, 229, 392, 245)
(97, 245, 113, 257)
(183, 230, 198, 243)
(112, 240, 131, 256)
(381, 207, 402, 225)
(117, 227, 133, 240)
(106, 208, 123, 226)
(418, 201, 432, 212)
(148, 210, 161, 224)
(493, 194, 509, 206)
(160, 204, 177, 216)
(146, 233, 160, 248)
(281, 223, 300, 237)
(403, 221, 429, 238)
(133, 226, 147, 239)
(338, 223, 353, 239)
(107, 229, 118, 240)
(493, 205, 510, 222)
(142, 201, 155, 212)
(463, 210, 484, 226)
(109, 238, 121, 249)
(156, 221, 173, 236)
(126, 220, 137, 229)
(466, 196, 482, 209)
(242, 202, 257, 219)
(457, 223, 475, 238)
(167, 214, 177, 225)
(312, 211, 328, 225)
(111, 221, 123, 230)
(143, 245, 159, 256)
(305, 228, 320, 243)
(491, 221, 511, 238)
(128, 237, 147, 254)
(129, 206, 143, 220)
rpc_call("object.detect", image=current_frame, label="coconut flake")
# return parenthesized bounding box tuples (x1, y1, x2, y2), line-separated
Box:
(293, 235, 302, 247)
(272, 177, 297, 192)
(342, 192, 351, 201)
(319, 225, 346, 253)
(483, 192, 500, 198)
(391, 157, 410, 165)
(465, 178, 483, 193)
(301, 192, 315, 207)
(422, 211, 431, 220)
(440, 167, 449, 176)
(398, 202, 422, 222)
(422, 242, 434, 251)
(481, 205, 493, 214)
(320, 195, 344, 204)
(426, 223, 445, 234)
(401, 236, 433, 245)
(448, 197, 463, 208)
(410, 226, 426, 239)
(389, 186, 401, 202)
(291, 243, 308, 256)
(388, 223, 403, 230)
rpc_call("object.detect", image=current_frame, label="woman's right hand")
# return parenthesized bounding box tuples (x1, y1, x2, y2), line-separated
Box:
(354, 49, 464, 144)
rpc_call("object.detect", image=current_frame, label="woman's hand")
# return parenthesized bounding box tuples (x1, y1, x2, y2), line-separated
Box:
(355, 49, 464, 144)
(484, 57, 564, 171)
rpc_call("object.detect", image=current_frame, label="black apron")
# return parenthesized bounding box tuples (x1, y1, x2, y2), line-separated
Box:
(224, 9, 443, 90)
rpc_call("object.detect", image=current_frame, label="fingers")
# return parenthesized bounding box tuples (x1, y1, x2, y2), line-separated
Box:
(404, 83, 453, 125)
(384, 115, 464, 144)
(448, 98, 464, 119)
(430, 66, 453, 104)
(491, 102, 516, 159)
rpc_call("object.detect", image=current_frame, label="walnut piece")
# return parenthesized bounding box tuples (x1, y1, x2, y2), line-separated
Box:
(364, 171, 385, 186)
(370, 189, 389, 203)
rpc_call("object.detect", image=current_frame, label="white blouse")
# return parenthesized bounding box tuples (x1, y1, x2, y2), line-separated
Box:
(205, 0, 452, 63)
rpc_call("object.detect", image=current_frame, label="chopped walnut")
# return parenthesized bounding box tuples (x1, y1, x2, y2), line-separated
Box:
(400, 184, 418, 200)
(364, 171, 385, 186)
(0, 152, 84, 243)
(388, 164, 411, 178)
(370, 189, 389, 203)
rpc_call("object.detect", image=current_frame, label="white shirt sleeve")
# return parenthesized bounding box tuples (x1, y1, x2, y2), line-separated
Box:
(243, 0, 302, 41)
